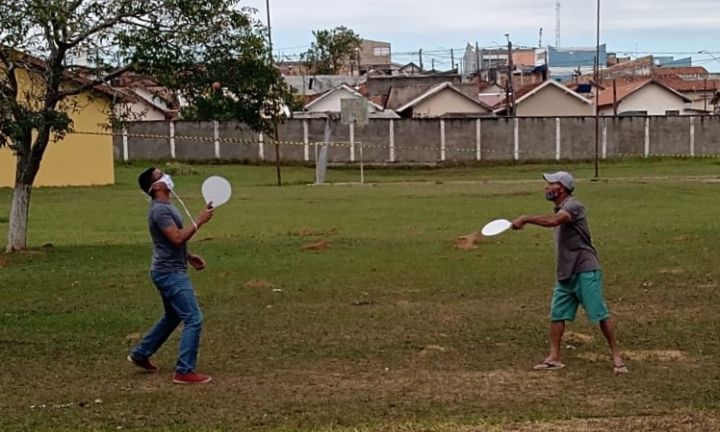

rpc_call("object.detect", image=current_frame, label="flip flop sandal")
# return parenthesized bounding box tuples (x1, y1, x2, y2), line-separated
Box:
(533, 362, 565, 370)
(613, 364, 629, 374)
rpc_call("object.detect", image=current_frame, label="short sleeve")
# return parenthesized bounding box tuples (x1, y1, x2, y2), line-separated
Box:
(561, 199, 584, 222)
(151, 206, 177, 230)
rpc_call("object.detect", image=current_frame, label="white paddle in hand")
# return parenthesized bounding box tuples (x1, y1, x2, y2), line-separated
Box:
(202, 176, 232, 208)
(481, 219, 513, 237)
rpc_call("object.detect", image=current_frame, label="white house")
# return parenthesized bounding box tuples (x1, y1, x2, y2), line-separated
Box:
(304, 84, 384, 113)
(389, 82, 494, 118)
(504, 80, 594, 117)
(598, 79, 692, 116)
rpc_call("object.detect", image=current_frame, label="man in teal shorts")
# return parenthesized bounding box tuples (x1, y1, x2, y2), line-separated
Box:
(512, 171, 627, 374)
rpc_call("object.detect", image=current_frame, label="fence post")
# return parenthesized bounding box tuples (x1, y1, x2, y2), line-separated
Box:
(169, 121, 176, 159)
(555, 117, 561, 160)
(122, 126, 129, 162)
(303, 119, 310, 162)
(513, 118, 520, 161)
(690, 117, 696, 157)
(440, 119, 446, 161)
(644, 117, 650, 157)
(213, 120, 220, 159)
(258, 132, 265, 161)
(349, 123, 355, 162)
(389, 120, 395, 162)
(475, 119, 482, 161)
(602, 117, 608, 159)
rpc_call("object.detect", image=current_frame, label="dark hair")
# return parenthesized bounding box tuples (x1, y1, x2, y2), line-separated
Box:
(138, 167, 156, 196)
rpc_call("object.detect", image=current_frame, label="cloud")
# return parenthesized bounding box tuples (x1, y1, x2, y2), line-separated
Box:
(245, 0, 720, 58)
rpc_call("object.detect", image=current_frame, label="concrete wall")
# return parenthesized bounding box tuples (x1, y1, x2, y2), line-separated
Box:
(113, 115, 720, 164)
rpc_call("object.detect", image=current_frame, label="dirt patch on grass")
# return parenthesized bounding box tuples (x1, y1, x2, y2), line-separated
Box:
(658, 267, 685, 275)
(564, 332, 595, 345)
(454, 232, 483, 251)
(301, 239, 330, 252)
(295, 226, 338, 237)
(499, 413, 720, 432)
(243, 279, 275, 289)
(624, 350, 690, 362)
(578, 350, 689, 363)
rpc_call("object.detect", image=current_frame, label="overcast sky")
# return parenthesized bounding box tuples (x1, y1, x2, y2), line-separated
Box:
(243, 0, 720, 71)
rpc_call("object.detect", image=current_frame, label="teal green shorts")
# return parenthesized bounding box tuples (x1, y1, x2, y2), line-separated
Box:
(550, 270, 610, 324)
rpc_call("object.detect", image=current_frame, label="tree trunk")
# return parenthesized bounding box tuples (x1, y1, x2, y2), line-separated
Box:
(6, 182, 32, 252)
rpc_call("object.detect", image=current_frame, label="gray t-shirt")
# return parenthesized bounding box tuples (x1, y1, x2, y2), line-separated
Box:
(554, 196, 600, 281)
(148, 200, 187, 273)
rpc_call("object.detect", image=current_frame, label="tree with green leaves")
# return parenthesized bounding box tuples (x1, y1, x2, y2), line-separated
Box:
(0, 0, 291, 252)
(301, 26, 362, 75)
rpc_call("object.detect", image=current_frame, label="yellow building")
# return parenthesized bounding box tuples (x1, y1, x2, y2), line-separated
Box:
(0, 64, 116, 188)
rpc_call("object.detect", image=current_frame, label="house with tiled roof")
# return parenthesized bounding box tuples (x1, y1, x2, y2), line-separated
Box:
(495, 80, 593, 117)
(597, 79, 691, 116)
(386, 82, 494, 118)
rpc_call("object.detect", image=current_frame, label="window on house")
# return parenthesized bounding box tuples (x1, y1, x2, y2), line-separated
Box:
(665, 110, 680, 116)
(373, 47, 390, 57)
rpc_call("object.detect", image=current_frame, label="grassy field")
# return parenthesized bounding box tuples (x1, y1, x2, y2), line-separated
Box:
(2, 159, 720, 431)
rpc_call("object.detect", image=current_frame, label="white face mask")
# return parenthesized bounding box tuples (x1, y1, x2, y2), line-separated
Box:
(148, 174, 175, 194)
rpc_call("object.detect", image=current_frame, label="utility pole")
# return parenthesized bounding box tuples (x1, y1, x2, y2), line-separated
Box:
(555, 1, 561, 47)
(419, 49, 423, 70)
(266, 0, 282, 186)
(450, 49, 455, 72)
(265, 0, 273, 63)
(539, 27, 543, 48)
(506, 34, 514, 117)
(475, 41, 481, 76)
(593, 0, 601, 180)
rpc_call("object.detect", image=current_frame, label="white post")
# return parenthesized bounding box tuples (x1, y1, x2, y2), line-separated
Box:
(690, 117, 696, 157)
(389, 120, 395, 162)
(644, 117, 650, 157)
(555, 117, 561, 160)
(213, 120, 220, 159)
(349, 123, 356, 162)
(475, 119, 481, 161)
(440, 119, 446, 161)
(169, 121, 176, 159)
(602, 117, 608, 159)
(122, 126, 129, 162)
(359, 137, 365, 185)
(513, 118, 520, 161)
(258, 132, 265, 161)
(303, 119, 310, 162)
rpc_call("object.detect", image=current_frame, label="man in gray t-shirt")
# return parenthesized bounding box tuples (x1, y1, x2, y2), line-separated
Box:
(149, 200, 188, 273)
(128, 167, 215, 385)
(512, 171, 627, 374)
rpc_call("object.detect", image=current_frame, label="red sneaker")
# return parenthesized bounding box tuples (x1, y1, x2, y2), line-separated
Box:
(127, 355, 160, 373)
(173, 372, 212, 385)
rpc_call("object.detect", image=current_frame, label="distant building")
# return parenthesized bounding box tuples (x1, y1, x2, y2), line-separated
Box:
(498, 80, 593, 117)
(303, 84, 389, 114)
(548, 44, 607, 81)
(386, 82, 494, 118)
(357, 39, 392, 75)
(283, 75, 365, 99)
(597, 79, 692, 116)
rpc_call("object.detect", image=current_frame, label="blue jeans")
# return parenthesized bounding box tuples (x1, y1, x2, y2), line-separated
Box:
(131, 271, 203, 374)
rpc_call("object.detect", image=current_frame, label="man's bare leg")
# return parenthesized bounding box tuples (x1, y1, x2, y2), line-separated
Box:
(600, 317, 627, 373)
(537, 321, 565, 367)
